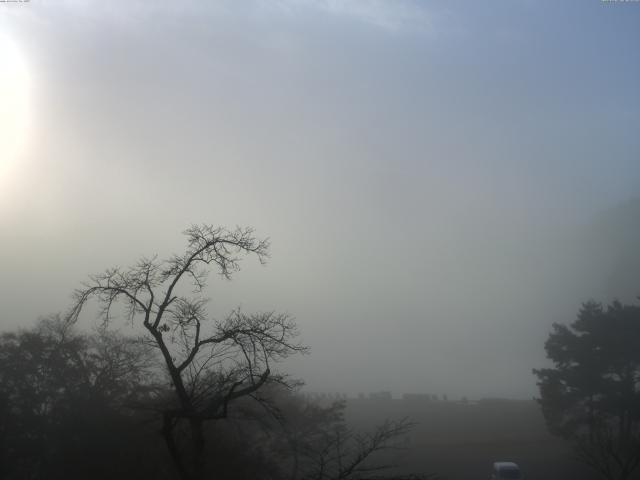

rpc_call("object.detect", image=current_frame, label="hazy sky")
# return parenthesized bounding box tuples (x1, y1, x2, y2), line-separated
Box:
(1, 0, 639, 399)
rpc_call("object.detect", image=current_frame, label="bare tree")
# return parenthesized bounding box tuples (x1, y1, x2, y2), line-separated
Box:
(265, 393, 435, 480)
(298, 417, 429, 480)
(67, 225, 308, 480)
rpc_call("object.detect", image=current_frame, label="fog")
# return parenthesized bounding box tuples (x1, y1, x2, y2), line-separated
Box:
(1, 0, 639, 401)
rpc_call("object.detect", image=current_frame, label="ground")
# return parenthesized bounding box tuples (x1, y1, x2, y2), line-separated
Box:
(342, 397, 598, 480)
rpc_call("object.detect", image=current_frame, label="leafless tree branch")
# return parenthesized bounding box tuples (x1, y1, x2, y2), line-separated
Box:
(65, 224, 303, 480)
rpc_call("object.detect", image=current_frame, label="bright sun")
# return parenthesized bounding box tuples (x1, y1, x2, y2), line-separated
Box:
(0, 33, 30, 182)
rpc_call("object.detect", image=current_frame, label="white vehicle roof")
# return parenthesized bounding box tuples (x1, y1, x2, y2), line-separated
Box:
(494, 462, 520, 469)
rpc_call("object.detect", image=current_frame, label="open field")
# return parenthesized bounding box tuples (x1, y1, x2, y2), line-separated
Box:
(344, 398, 599, 480)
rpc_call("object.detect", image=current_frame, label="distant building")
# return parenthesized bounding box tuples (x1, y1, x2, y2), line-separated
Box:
(369, 391, 392, 401)
(402, 393, 433, 402)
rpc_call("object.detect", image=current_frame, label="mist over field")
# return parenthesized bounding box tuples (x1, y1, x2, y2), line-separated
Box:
(0, 2, 639, 479)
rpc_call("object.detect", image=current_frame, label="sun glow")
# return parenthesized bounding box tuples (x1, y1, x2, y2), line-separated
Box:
(0, 34, 30, 190)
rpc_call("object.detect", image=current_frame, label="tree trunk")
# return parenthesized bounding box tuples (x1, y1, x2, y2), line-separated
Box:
(163, 413, 190, 480)
(190, 418, 206, 479)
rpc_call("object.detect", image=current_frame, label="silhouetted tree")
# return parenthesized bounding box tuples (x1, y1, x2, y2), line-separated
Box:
(534, 300, 640, 480)
(226, 386, 436, 480)
(67, 225, 308, 480)
(0, 316, 165, 479)
(293, 413, 421, 480)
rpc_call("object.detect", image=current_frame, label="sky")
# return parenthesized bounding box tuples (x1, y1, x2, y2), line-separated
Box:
(0, 0, 639, 399)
